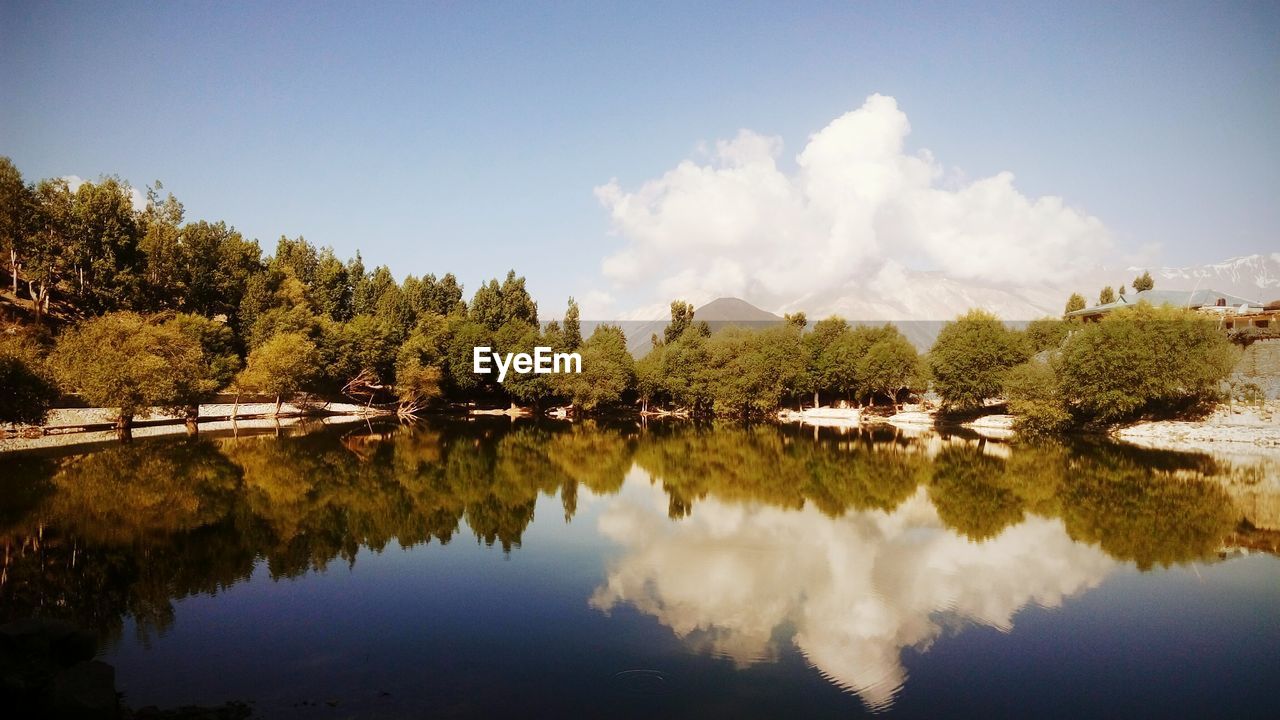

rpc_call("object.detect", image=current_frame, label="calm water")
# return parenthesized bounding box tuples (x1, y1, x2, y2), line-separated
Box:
(2, 420, 1278, 719)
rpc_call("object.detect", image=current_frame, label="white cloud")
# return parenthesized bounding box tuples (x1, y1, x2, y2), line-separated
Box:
(62, 175, 148, 212)
(594, 94, 1111, 311)
(591, 474, 1115, 711)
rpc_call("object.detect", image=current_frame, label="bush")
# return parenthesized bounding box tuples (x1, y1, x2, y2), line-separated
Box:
(51, 312, 209, 428)
(1057, 303, 1237, 423)
(0, 333, 59, 426)
(927, 309, 1028, 412)
(1004, 360, 1071, 436)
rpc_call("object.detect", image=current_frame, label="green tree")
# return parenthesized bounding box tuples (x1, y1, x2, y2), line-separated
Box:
(1064, 293, 1086, 315)
(562, 296, 582, 350)
(0, 332, 59, 426)
(0, 156, 35, 297)
(664, 300, 697, 343)
(1023, 317, 1069, 353)
(51, 312, 208, 431)
(802, 316, 850, 406)
(166, 313, 242, 425)
(180, 220, 263, 321)
(927, 309, 1028, 412)
(1132, 270, 1154, 292)
(563, 325, 635, 412)
(236, 331, 322, 415)
(1003, 359, 1071, 435)
(1057, 303, 1237, 423)
(857, 330, 921, 411)
(1098, 286, 1116, 305)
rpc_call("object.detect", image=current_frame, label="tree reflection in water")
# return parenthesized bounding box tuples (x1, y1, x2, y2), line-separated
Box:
(0, 420, 1255, 708)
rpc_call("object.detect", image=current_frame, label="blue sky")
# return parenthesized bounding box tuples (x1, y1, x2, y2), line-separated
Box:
(2, 1, 1276, 316)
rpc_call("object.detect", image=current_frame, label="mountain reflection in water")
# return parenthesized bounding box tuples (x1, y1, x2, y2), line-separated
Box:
(0, 420, 1273, 715)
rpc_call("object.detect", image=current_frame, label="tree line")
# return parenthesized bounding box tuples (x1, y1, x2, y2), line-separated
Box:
(0, 157, 1242, 432)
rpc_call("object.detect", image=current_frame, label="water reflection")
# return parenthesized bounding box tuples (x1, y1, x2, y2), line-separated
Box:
(591, 484, 1115, 709)
(0, 420, 1269, 711)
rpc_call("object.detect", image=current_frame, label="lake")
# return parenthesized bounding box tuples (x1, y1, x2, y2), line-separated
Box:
(2, 420, 1278, 718)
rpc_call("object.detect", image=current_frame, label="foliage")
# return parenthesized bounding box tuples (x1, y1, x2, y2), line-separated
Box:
(856, 329, 922, 409)
(1004, 359, 1072, 436)
(50, 312, 210, 424)
(236, 331, 321, 405)
(0, 332, 59, 425)
(1064, 293, 1086, 314)
(1057, 303, 1237, 423)
(927, 309, 1028, 412)
(562, 325, 634, 411)
(1098, 286, 1116, 305)
(1023, 317, 1069, 353)
(1132, 270, 1154, 292)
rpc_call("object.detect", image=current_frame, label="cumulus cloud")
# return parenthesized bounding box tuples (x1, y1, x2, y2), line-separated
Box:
(590, 475, 1115, 711)
(595, 94, 1111, 310)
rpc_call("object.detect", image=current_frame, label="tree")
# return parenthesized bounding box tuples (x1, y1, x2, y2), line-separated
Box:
(562, 297, 582, 350)
(563, 325, 634, 412)
(0, 156, 35, 297)
(1132, 270, 1154, 292)
(1057, 303, 1237, 424)
(927, 310, 1028, 412)
(1118, 284, 1127, 297)
(1023, 318, 1069, 353)
(236, 331, 321, 415)
(394, 313, 449, 414)
(856, 331, 921, 411)
(0, 332, 59, 426)
(166, 313, 241, 426)
(137, 181, 186, 309)
(634, 346, 664, 413)
(51, 312, 208, 431)
(1003, 360, 1071, 435)
(664, 300, 696, 343)
(1064, 293, 1086, 315)
(180, 220, 263, 321)
(802, 316, 850, 406)
(24, 178, 76, 322)
(312, 247, 352, 321)
(784, 312, 807, 330)
(64, 177, 145, 313)
(1098, 286, 1116, 305)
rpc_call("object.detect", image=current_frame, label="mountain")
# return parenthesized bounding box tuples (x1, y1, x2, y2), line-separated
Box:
(1140, 254, 1280, 304)
(603, 297, 782, 356)
(694, 297, 782, 322)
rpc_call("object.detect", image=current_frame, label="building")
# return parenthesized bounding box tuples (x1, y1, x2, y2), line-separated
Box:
(1065, 289, 1274, 327)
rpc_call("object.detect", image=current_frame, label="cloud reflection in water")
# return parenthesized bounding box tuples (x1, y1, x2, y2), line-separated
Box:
(591, 474, 1115, 710)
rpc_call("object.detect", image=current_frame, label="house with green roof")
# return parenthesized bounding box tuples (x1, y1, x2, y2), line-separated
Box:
(1065, 289, 1266, 323)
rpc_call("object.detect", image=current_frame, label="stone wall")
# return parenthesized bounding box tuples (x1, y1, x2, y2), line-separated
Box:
(1234, 338, 1280, 399)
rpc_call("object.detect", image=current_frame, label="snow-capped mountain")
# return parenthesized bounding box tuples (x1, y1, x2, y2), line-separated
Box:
(1140, 254, 1280, 304)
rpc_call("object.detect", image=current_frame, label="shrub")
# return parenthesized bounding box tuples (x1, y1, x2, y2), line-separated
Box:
(1004, 360, 1071, 436)
(927, 309, 1028, 412)
(0, 333, 59, 426)
(51, 312, 209, 428)
(1057, 303, 1237, 423)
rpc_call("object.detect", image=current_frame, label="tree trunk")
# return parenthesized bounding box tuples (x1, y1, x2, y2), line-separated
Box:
(184, 404, 199, 435)
(9, 249, 17, 297)
(274, 395, 283, 417)
(813, 391, 819, 408)
(116, 413, 133, 441)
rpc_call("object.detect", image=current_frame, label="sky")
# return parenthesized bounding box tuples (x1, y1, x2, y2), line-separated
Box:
(2, 1, 1277, 317)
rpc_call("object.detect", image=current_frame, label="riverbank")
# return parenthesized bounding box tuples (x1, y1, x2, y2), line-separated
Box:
(1113, 402, 1280, 452)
